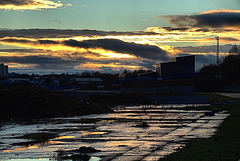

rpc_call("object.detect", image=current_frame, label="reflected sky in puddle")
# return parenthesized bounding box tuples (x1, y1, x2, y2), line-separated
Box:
(2, 157, 101, 161)
(81, 131, 107, 136)
(0, 105, 229, 161)
(3, 145, 40, 153)
(2, 159, 50, 161)
(2, 140, 61, 153)
(54, 136, 75, 139)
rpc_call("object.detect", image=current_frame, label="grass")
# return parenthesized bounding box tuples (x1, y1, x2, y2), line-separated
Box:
(161, 94, 240, 161)
(0, 85, 112, 121)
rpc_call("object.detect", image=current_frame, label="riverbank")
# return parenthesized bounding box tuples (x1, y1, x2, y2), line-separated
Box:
(161, 93, 240, 161)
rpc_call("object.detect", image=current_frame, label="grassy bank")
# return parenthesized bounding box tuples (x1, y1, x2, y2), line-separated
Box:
(88, 92, 151, 107)
(161, 94, 240, 161)
(0, 85, 112, 121)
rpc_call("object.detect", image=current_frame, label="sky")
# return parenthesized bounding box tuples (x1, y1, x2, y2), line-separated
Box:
(0, 0, 239, 74)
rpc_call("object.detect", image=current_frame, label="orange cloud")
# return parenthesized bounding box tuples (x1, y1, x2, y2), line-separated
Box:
(0, 0, 63, 10)
(145, 27, 240, 44)
(0, 37, 136, 60)
(75, 62, 141, 71)
(201, 9, 240, 14)
(0, 37, 169, 61)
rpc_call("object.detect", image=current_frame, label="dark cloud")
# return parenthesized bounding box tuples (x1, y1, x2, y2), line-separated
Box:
(63, 39, 169, 60)
(0, 37, 169, 61)
(0, 38, 33, 44)
(152, 26, 236, 33)
(176, 44, 235, 54)
(0, 54, 159, 73)
(0, 0, 33, 6)
(161, 10, 240, 28)
(162, 27, 189, 31)
(38, 40, 59, 45)
(0, 37, 170, 73)
(194, 28, 210, 32)
(92, 57, 157, 70)
(0, 49, 47, 53)
(0, 56, 82, 69)
(0, 29, 158, 38)
(0, 37, 59, 45)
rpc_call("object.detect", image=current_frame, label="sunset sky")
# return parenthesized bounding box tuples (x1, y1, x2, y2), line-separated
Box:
(0, 0, 239, 74)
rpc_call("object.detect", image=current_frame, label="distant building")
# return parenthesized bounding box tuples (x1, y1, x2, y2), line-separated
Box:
(70, 78, 103, 85)
(119, 72, 158, 82)
(156, 55, 195, 79)
(119, 73, 137, 82)
(0, 63, 8, 79)
(7, 78, 29, 84)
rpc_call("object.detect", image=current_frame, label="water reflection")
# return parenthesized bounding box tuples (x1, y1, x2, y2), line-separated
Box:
(3, 140, 60, 153)
(0, 105, 228, 161)
(2, 159, 50, 161)
(2, 157, 101, 161)
(3, 145, 40, 153)
(54, 136, 75, 139)
(81, 132, 107, 136)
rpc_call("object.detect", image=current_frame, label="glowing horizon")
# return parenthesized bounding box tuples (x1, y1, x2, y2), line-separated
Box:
(0, 0, 239, 73)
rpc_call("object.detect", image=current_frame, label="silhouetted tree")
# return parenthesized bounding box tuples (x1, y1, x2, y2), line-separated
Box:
(122, 69, 129, 74)
(228, 45, 240, 55)
(195, 45, 240, 91)
(198, 64, 219, 77)
(220, 54, 240, 78)
(81, 71, 91, 77)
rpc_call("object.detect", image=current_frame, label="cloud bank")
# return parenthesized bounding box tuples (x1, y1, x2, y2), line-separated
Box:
(0, 0, 63, 10)
(161, 9, 240, 29)
(0, 29, 157, 38)
(1, 8, 239, 73)
(0, 37, 169, 61)
(63, 39, 169, 60)
(176, 44, 235, 54)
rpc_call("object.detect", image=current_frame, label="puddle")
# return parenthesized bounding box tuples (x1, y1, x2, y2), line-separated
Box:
(54, 136, 75, 139)
(0, 105, 228, 160)
(2, 157, 101, 161)
(2, 159, 50, 161)
(81, 131, 107, 136)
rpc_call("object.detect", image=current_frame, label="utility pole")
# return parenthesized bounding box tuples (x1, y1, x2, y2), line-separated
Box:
(215, 37, 220, 65)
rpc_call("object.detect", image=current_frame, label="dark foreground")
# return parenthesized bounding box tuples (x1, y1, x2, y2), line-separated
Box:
(161, 94, 240, 161)
(0, 105, 228, 160)
(0, 85, 239, 161)
(0, 85, 112, 120)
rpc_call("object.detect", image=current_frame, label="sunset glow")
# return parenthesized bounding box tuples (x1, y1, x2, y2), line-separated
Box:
(0, 0, 239, 73)
(0, 0, 63, 10)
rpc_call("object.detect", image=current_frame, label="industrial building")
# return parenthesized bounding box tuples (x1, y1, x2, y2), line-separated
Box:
(119, 72, 157, 82)
(0, 63, 8, 79)
(156, 55, 195, 79)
